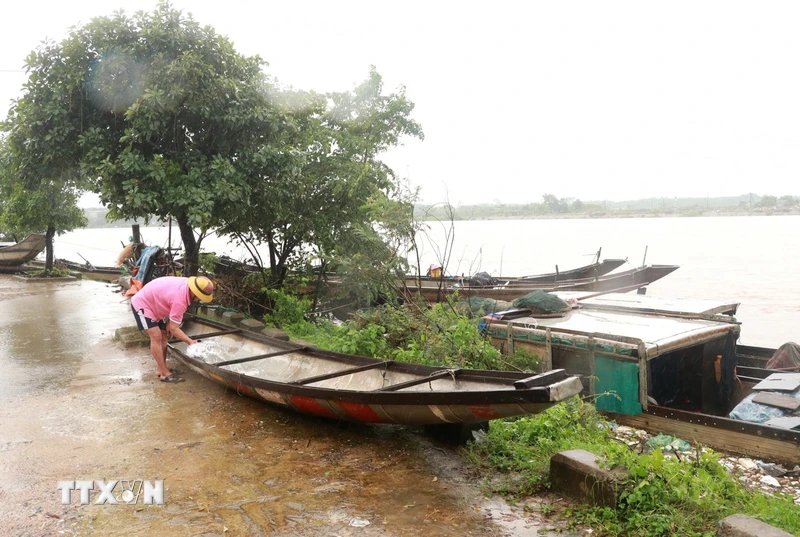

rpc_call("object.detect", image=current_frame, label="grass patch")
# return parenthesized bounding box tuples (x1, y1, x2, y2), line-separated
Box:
(465, 398, 800, 537)
(26, 267, 73, 278)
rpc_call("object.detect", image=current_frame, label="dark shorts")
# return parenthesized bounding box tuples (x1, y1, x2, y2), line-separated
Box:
(131, 305, 167, 331)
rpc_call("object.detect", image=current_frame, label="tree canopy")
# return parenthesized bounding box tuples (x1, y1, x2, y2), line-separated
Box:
(1, 1, 423, 284)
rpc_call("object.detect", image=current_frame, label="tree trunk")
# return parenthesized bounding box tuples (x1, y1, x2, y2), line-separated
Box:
(45, 224, 55, 272)
(176, 213, 199, 277)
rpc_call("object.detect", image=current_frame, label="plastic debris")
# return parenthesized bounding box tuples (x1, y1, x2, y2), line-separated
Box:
(760, 475, 781, 487)
(645, 433, 692, 453)
(757, 462, 789, 477)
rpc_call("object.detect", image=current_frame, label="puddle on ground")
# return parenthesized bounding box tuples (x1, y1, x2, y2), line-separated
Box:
(0, 275, 576, 536)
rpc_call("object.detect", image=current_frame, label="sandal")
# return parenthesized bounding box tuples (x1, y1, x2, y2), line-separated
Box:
(160, 373, 185, 383)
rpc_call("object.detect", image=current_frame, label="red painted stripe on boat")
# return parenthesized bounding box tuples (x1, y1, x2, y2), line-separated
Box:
(233, 382, 255, 396)
(336, 401, 387, 423)
(469, 405, 502, 420)
(290, 396, 339, 419)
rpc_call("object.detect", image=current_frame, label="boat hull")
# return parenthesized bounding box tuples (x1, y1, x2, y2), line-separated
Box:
(168, 315, 583, 425)
(521, 258, 627, 282)
(404, 264, 679, 303)
(0, 234, 46, 267)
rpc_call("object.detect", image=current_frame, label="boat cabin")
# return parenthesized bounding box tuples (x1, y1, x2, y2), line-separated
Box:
(483, 294, 743, 417)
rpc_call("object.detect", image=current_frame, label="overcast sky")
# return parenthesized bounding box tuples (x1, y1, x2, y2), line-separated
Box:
(1, 1, 798, 205)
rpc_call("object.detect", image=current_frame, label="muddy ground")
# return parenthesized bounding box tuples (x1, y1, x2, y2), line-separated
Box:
(0, 275, 579, 537)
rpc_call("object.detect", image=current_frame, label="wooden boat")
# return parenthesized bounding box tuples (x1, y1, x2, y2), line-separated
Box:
(480, 294, 800, 463)
(409, 256, 627, 286)
(0, 234, 46, 267)
(168, 314, 583, 425)
(520, 258, 627, 282)
(404, 264, 680, 303)
(27, 258, 123, 282)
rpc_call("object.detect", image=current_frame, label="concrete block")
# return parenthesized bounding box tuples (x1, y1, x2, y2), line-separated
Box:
(718, 514, 794, 537)
(222, 311, 245, 323)
(289, 338, 317, 350)
(262, 327, 290, 341)
(239, 318, 266, 332)
(549, 449, 628, 508)
(114, 326, 150, 348)
(114, 326, 140, 341)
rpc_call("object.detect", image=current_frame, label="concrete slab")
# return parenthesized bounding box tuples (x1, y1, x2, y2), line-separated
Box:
(222, 310, 245, 322)
(549, 449, 629, 508)
(239, 317, 266, 332)
(718, 514, 795, 537)
(262, 327, 290, 341)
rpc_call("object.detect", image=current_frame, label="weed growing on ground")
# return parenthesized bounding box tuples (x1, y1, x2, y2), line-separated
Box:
(264, 291, 539, 371)
(466, 398, 800, 537)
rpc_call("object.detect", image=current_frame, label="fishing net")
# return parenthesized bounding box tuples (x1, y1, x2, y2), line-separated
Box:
(464, 297, 512, 315)
(512, 290, 571, 313)
(766, 342, 800, 370)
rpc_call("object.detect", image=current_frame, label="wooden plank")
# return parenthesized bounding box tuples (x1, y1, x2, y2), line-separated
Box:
(752, 373, 800, 392)
(752, 392, 800, 411)
(764, 416, 800, 430)
(216, 347, 308, 367)
(376, 370, 457, 392)
(513, 369, 567, 390)
(638, 342, 648, 411)
(291, 361, 392, 385)
(545, 328, 552, 371)
(613, 412, 800, 465)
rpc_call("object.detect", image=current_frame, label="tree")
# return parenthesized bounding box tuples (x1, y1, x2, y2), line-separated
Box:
(220, 68, 424, 288)
(757, 195, 777, 208)
(542, 193, 568, 213)
(6, 1, 288, 275)
(0, 50, 89, 273)
(0, 175, 87, 269)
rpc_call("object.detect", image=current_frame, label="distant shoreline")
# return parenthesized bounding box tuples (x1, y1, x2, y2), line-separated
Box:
(80, 208, 800, 229)
(418, 209, 800, 221)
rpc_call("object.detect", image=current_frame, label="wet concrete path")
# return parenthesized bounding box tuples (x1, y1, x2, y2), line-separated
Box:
(0, 275, 573, 536)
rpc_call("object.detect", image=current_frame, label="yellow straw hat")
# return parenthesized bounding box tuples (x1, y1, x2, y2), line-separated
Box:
(188, 276, 214, 303)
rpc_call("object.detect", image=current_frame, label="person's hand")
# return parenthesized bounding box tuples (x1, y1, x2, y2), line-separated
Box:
(187, 338, 197, 345)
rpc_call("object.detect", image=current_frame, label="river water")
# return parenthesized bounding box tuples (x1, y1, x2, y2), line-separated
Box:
(51, 215, 800, 347)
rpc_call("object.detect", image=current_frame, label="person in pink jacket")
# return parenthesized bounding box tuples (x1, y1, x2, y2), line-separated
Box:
(131, 276, 215, 383)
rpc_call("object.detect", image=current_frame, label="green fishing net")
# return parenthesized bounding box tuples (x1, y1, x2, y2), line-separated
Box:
(511, 290, 570, 313)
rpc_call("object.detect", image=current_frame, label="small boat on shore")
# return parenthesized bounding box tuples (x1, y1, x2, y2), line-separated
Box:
(481, 294, 800, 463)
(0, 234, 46, 268)
(404, 264, 680, 303)
(27, 258, 123, 282)
(168, 314, 583, 425)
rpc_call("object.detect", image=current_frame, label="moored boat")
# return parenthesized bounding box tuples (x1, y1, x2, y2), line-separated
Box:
(409, 256, 627, 285)
(481, 295, 800, 463)
(168, 314, 583, 425)
(520, 257, 627, 282)
(0, 234, 46, 268)
(27, 258, 123, 282)
(404, 264, 680, 303)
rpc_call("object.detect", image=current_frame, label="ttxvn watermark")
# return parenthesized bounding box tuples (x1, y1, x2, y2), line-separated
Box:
(57, 480, 165, 505)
